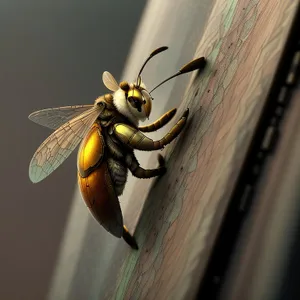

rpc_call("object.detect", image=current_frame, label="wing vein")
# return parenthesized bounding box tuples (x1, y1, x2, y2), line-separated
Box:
(29, 105, 102, 183)
(28, 105, 94, 130)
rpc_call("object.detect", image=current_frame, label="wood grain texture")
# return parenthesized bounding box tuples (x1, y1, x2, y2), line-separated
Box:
(104, 0, 299, 299)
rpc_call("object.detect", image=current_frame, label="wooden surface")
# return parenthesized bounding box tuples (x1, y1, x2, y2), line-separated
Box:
(101, 1, 299, 299)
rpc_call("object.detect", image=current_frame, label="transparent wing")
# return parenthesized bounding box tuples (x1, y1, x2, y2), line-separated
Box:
(29, 105, 102, 183)
(102, 71, 119, 92)
(28, 105, 94, 130)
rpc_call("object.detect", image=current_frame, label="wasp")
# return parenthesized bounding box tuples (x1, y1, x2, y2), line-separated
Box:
(28, 46, 206, 249)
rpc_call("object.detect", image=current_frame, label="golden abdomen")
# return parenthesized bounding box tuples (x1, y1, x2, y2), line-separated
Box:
(77, 122, 123, 237)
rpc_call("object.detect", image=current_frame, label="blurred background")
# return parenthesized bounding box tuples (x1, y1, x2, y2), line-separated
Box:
(0, 1, 146, 300)
(0, 0, 211, 299)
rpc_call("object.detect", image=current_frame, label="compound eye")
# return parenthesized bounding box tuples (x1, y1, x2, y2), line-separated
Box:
(128, 96, 136, 103)
(128, 96, 142, 112)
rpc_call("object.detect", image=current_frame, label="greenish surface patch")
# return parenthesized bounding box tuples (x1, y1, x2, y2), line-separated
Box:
(188, 153, 198, 173)
(245, 0, 259, 15)
(223, 58, 238, 88)
(195, 40, 222, 100)
(212, 87, 224, 111)
(224, 0, 238, 31)
(168, 185, 185, 224)
(115, 251, 140, 300)
(241, 8, 257, 41)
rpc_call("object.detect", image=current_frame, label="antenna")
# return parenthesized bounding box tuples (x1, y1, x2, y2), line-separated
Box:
(136, 46, 169, 86)
(149, 57, 206, 94)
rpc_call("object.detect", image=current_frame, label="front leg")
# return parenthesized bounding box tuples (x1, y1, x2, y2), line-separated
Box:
(138, 108, 177, 132)
(114, 108, 189, 151)
(126, 152, 166, 178)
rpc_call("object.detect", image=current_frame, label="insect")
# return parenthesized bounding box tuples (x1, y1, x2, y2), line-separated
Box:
(28, 46, 206, 249)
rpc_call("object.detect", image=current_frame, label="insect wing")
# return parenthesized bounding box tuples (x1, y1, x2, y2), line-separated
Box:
(28, 105, 94, 130)
(102, 71, 119, 92)
(29, 105, 102, 183)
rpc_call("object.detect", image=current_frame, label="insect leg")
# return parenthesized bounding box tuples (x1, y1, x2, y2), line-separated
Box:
(138, 108, 177, 132)
(122, 225, 138, 249)
(157, 108, 189, 148)
(125, 152, 166, 178)
(114, 108, 189, 151)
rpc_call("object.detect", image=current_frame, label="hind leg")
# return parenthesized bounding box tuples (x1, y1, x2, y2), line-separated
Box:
(126, 153, 166, 179)
(106, 159, 138, 249)
(122, 225, 138, 249)
(121, 154, 166, 249)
